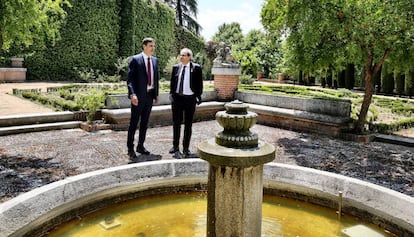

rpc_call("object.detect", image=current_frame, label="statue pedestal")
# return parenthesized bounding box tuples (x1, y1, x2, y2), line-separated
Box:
(212, 67, 241, 101)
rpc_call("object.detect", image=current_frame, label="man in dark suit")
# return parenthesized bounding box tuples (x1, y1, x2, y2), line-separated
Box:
(127, 37, 159, 159)
(169, 48, 203, 158)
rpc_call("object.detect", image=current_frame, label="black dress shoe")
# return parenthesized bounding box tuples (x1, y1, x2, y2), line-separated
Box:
(128, 150, 138, 159)
(136, 146, 150, 155)
(173, 151, 183, 159)
(169, 147, 179, 154)
(183, 149, 191, 158)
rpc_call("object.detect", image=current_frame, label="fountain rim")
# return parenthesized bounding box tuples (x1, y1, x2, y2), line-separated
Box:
(0, 159, 413, 237)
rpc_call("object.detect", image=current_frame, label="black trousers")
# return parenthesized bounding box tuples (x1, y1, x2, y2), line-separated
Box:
(171, 94, 197, 150)
(127, 92, 154, 150)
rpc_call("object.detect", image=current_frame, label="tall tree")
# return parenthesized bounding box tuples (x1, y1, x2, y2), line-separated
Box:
(163, 0, 201, 35)
(0, 0, 70, 53)
(261, 0, 414, 133)
(233, 29, 283, 77)
(212, 22, 243, 46)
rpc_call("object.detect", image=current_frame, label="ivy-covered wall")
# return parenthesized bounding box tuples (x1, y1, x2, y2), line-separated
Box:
(26, 0, 179, 81)
(174, 26, 205, 56)
(27, 0, 121, 81)
(133, 0, 176, 77)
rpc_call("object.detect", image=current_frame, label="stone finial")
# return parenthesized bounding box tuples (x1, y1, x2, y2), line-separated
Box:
(215, 100, 258, 148)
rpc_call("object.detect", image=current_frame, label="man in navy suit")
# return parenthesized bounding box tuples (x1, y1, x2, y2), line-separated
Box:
(127, 37, 159, 159)
(169, 48, 203, 158)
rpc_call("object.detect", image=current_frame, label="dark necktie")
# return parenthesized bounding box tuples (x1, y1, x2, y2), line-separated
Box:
(178, 66, 186, 95)
(147, 57, 152, 86)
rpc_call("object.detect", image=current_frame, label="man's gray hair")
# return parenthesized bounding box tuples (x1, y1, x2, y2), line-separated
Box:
(180, 48, 193, 59)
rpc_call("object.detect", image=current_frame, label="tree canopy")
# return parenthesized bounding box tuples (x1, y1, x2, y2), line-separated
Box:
(261, 0, 414, 132)
(0, 0, 71, 53)
(163, 0, 201, 35)
(212, 22, 243, 46)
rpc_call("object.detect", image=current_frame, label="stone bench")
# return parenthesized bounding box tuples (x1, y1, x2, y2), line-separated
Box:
(102, 90, 352, 136)
(105, 91, 218, 109)
(235, 91, 352, 137)
(102, 91, 223, 129)
(102, 101, 225, 130)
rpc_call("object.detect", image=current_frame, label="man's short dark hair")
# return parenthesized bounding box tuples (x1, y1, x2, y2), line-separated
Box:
(142, 37, 155, 46)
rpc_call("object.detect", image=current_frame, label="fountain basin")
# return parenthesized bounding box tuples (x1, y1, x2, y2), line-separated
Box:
(0, 160, 413, 237)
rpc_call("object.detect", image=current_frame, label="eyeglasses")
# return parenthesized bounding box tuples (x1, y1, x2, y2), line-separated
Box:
(180, 54, 189, 57)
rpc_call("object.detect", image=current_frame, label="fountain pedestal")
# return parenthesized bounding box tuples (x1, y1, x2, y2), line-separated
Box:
(198, 101, 275, 237)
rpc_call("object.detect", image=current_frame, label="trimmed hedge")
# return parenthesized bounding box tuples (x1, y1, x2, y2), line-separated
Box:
(25, 0, 177, 81)
(26, 0, 121, 81)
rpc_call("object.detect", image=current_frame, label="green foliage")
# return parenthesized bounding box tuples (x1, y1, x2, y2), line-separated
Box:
(261, 0, 414, 132)
(232, 29, 282, 76)
(239, 74, 254, 85)
(118, 0, 136, 57)
(212, 22, 243, 46)
(164, 56, 180, 81)
(234, 50, 258, 76)
(59, 89, 75, 101)
(369, 118, 414, 134)
(0, 0, 71, 53)
(164, 0, 201, 35)
(26, 0, 121, 81)
(134, 0, 176, 77)
(76, 89, 106, 123)
(25, 0, 176, 81)
(114, 56, 131, 81)
(374, 97, 414, 117)
(239, 84, 414, 133)
(174, 26, 205, 55)
(21, 91, 80, 111)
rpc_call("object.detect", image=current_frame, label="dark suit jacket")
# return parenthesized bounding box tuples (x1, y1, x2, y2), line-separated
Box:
(169, 62, 203, 98)
(127, 53, 159, 100)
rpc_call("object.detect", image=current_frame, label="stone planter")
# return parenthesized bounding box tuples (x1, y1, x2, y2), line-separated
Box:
(0, 67, 27, 82)
(10, 57, 24, 68)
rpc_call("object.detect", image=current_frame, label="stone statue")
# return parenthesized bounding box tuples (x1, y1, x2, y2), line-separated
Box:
(213, 42, 239, 68)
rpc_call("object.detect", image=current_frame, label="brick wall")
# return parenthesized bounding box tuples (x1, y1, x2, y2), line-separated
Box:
(214, 74, 239, 101)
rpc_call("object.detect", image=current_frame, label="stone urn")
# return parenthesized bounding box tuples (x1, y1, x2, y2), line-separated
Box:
(215, 100, 258, 148)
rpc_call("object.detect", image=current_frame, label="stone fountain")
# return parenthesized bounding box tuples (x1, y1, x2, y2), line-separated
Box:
(1, 105, 414, 236)
(198, 100, 275, 237)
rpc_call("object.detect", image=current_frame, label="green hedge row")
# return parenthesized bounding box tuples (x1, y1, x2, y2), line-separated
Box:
(27, 0, 121, 81)
(24, 0, 204, 82)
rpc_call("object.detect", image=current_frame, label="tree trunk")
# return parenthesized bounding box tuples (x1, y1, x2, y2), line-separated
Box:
(355, 47, 391, 133)
(177, 1, 183, 26)
(356, 71, 374, 133)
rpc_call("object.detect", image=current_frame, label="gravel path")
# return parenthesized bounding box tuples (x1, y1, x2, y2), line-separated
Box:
(1, 120, 413, 202)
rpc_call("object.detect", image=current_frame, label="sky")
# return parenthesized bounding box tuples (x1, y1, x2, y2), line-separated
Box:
(197, 0, 265, 41)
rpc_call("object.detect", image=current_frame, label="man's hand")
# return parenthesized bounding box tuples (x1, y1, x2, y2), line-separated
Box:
(196, 96, 202, 105)
(131, 95, 138, 106)
(153, 97, 159, 105)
